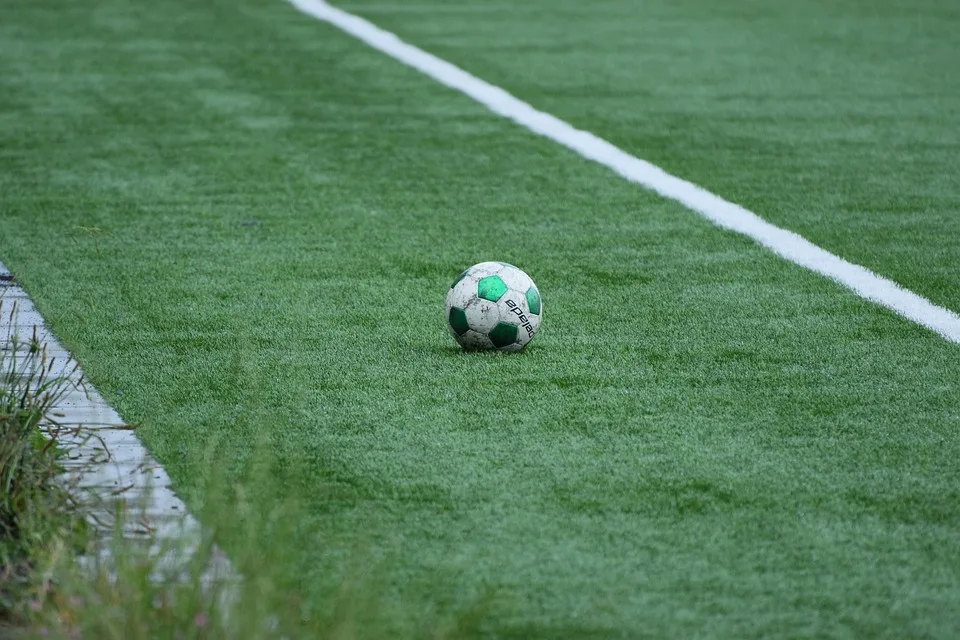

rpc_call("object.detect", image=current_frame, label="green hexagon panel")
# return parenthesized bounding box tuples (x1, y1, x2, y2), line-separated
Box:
(477, 275, 508, 302)
(448, 306, 470, 336)
(525, 286, 541, 315)
(488, 322, 519, 348)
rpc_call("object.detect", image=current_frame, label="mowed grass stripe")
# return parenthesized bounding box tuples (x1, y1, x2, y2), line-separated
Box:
(288, 0, 960, 345)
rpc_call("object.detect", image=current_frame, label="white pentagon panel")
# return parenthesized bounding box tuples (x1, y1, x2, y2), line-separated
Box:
(466, 261, 504, 278)
(446, 275, 479, 312)
(464, 298, 501, 334)
(457, 329, 494, 351)
(498, 265, 533, 293)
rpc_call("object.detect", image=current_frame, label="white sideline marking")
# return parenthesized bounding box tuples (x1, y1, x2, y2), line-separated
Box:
(287, 0, 960, 345)
(0, 262, 189, 530)
(0, 262, 231, 583)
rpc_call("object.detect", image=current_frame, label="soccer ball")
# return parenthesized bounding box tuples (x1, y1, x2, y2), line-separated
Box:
(446, 262, 542, 351)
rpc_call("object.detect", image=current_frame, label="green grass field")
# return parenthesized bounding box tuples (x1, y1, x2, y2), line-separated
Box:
(2, 0, 960, 636)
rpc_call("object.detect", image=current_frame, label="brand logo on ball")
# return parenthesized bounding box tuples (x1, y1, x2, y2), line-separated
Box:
(505, 300, 536, 338)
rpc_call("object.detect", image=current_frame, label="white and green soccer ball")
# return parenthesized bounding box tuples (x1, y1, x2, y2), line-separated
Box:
(446, 262, 542, 351)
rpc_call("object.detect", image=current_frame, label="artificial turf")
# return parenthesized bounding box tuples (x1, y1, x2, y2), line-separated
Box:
(2, 0, 960, 636)
(341, 0, 960, 315)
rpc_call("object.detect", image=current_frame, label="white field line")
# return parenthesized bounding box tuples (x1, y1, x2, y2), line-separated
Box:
(287, 0, 960, 345)
(0, 261, 231, 581)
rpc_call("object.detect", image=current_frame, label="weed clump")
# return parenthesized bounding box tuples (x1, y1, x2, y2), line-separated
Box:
(1, 299, 85, 627)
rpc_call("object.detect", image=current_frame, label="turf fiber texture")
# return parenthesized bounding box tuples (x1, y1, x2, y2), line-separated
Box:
(2, 0, 960, 637)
